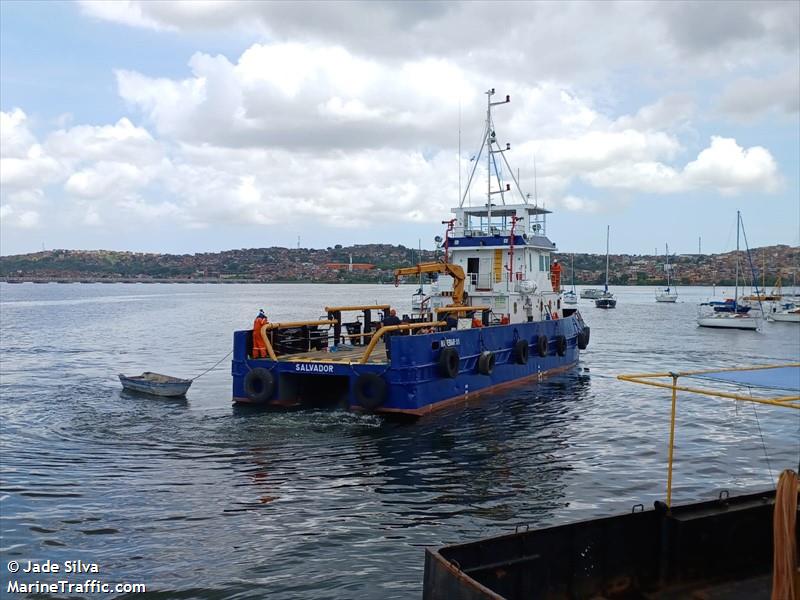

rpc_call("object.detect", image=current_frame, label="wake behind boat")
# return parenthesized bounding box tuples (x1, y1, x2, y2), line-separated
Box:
(230, 89, 590, 416)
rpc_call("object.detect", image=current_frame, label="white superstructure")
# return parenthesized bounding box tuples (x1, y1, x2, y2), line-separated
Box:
(410, 89, 565, 325)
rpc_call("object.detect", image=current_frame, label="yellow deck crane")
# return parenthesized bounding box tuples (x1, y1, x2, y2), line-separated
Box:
(394, 262, 466, 306)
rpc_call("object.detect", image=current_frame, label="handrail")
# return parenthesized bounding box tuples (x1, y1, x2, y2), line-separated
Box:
(359, 321, 447, 364)
(618, 363, 800, 508)
(324, 305, 390, 313)
(434, 306, 491, 314)
(260, 320, 337, 361)
(617, 374, 800, 409)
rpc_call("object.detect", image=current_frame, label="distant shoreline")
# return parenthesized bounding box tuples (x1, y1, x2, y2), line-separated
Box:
(0, 278, 758, 287)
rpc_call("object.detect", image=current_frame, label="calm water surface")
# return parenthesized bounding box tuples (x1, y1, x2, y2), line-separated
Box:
(1, 283, 798, 598)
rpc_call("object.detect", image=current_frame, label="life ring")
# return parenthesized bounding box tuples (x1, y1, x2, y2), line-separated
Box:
(513, 339, 529, 364)
(556, 335, 567, 356)
(536, 335, 548, 357)
(354, 373, 387, 410)
(439, 347, 460, 378)
(477, 351, 496, 375)
(244, 368, 275, 402)
(578, 326, 590, 349)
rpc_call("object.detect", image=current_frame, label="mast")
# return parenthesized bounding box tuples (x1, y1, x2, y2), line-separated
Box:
(486, 90, 492, 224)
(605, 225, 610, 292)
(458, 102, 461, 207)
(571, 253, 575, 292)
(665, 243, 670, 289)
(735, 210, 740, 305)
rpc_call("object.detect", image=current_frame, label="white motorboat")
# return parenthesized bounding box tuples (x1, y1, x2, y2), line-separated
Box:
(580, 288, 604, 299)
(655, 243, 678, 302)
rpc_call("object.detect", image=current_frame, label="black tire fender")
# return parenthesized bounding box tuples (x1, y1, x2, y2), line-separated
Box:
(439, 347, 460, 378)
(244, 368, 275, 402)
(513, 339, 529, 364)
(477, 351, 496, 375)
(354, 373, 387, 411)
(536, 335, 548, 357)
(578, 326, 590, 349)
(556, 335, 567, 356)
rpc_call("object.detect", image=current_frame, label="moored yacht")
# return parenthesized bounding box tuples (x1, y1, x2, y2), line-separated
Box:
(697, 211, 760, 331)
(655, 243, 678, 302)
(595, 225, 616, 309)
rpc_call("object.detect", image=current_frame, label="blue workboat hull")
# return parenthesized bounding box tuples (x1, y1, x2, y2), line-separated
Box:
(231, 314, 587, 416)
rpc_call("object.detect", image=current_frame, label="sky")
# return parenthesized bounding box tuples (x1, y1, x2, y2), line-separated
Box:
(1, 0, 798, 257)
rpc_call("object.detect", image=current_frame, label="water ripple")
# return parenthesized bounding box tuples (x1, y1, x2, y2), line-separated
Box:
(1, 284, 798, 598)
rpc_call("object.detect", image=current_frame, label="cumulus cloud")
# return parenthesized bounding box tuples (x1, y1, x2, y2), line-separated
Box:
(78, 0, 798, 84)
(0, 110, 65, 189)
(717, 70, 800, 121)
(115, 43, 474, 150)
(3, 3, 792, 248)
(46, 118, 163, 166)
(584, 136, 780, 195)
(683, 136, 780, 194)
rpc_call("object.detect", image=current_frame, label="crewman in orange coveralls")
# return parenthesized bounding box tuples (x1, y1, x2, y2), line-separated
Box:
(550, 259, 562, 292)
(252, 309, 269, 358)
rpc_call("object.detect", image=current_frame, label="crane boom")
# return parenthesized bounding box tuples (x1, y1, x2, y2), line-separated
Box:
(394, 262, 466, 306)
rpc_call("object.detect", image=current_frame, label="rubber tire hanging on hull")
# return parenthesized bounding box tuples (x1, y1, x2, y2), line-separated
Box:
(513, 339, 529, 364)
(536, 335, 548, 357)
(439, 348, 460, 378)
(244, 368, 275, 402)
(578, 326, 590, 349)
(354, 373, 387, 411)
(556, 335, 567, 356)
(477, 351, 496, 375)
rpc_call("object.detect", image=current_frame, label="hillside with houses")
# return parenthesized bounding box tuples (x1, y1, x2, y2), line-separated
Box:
(1, 244, 797, 287)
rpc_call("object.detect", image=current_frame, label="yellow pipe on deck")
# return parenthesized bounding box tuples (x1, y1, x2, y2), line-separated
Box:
(359, 321, 446, 364)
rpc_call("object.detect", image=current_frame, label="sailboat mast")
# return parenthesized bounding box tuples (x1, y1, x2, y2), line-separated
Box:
(571, 253, 575, 291)
(735, 210, 740, 304)
(665, 243, 670, 287)
(605, 225, 610, 290)
(486, 91, 492, 224)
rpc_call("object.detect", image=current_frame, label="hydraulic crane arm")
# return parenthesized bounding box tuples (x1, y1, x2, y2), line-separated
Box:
(394, 262, 466, 306)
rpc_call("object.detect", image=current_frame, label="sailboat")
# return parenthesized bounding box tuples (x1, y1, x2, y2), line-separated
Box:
(563, 254, 577, 305)
(595, 226, 616, 309)
(697, 211, 760, 330)
(655, 243, 678, 302)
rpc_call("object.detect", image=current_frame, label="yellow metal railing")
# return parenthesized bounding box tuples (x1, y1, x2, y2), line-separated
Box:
(434, 306, 491, 315)
(618, 363, 800, 508)
(324, 305, 390, 313)
(359, 321, 447, 364)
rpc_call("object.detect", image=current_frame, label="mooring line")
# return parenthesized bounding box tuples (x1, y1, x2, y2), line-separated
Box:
(191, 350, 233, 381)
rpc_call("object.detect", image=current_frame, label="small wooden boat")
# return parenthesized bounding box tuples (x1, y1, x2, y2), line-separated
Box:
(118, 372, 192, 397)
